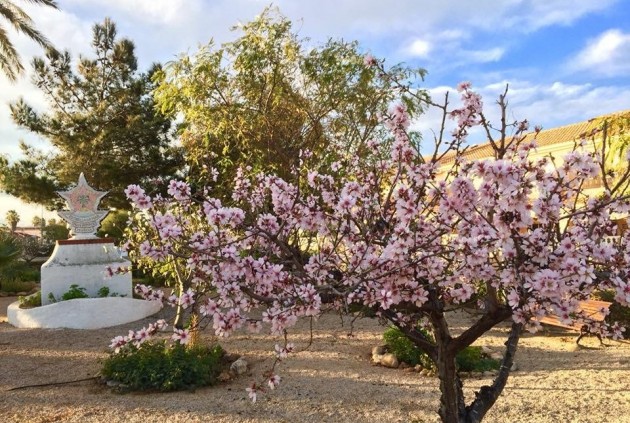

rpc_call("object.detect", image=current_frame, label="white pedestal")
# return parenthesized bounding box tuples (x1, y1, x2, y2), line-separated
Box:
(7, 298, 163, 329)
(41, 238, 132, 305)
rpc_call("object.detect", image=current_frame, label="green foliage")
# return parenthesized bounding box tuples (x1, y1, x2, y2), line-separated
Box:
(19, 290, 41, 308)
(383, 326, 433, 368)
(153, 7, 427, 197)
(455, 346, 500, 373)
(383, 326, 501, 372)
(0, 231, 21, 267)
(5, 210, 19, 232)
(3, 18, 182, 209)
(61, 284, 88, 300)
(42, 223, 69, 243)
(594, 290, 630, 338)
(97, 210, 129, 241)
(15, 236, 47, 263)
(97, 286, 110, 298)
(0, 274, 36, 293)
(101, 341, 224, 391)
(0, 0, 59, 82)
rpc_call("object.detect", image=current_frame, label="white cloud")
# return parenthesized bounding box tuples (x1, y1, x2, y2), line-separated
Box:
(413, 79, 630, 148)
(462, 47, 505, 63)
(571, 29, 630, 77)
(405, 38, 432, 58)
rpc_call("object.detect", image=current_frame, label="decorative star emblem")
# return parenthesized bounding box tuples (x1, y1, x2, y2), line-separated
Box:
(56, 173, 109, 239)
(58, 173, 107, 213)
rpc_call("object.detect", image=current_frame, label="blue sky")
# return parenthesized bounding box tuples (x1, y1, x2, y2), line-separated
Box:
(1, 0, 630, 224)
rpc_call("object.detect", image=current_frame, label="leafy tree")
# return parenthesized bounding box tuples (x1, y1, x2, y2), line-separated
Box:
(596, 111, 630, 195)
(0, 0, 58, 82)
(5, 209, 19, 232)
(97, 209, 129, 241)
(0, 230, 20, 267)
(41, 221, 67, 243)
(16, 235, 44, 263)
(121, 80, 630, 423)
(154, 7, 426, 197)
(3, 18, 182, 209)
(31, 215, 44, 228)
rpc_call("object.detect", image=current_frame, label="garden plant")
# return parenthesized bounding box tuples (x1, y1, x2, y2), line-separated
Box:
(112, 58, 630, 423)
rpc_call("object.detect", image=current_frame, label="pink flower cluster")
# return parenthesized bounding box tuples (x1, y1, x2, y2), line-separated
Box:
(119, 83, 630, 399)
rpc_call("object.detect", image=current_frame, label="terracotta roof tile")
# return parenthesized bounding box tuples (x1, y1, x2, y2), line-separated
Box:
(439, 109, 630, 165)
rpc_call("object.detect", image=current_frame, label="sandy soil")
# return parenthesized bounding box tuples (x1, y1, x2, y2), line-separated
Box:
(1, 297, 629, 423)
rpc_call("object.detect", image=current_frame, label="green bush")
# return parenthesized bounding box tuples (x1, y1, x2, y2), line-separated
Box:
(61, 284, 89, 300)
(0, 277, 36, 294)
(383, 326, 501, 372)
(101, 341, 224, 391)
(19, 290, 41, 308)
(593, 290, 630, 338)
(98, 286, 110, 298)
(383, 325, 433, 368)
(455, 346, 500, 373)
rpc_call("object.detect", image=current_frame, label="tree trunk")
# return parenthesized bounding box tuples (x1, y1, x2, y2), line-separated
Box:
(437, 349, 466, 423)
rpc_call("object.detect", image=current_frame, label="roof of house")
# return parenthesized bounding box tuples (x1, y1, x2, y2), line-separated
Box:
(439, 109, 630, 165)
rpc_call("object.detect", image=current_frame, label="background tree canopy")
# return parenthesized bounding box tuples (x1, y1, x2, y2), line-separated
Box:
(153, 7, 427, 197)
(2, 18, 182, 209)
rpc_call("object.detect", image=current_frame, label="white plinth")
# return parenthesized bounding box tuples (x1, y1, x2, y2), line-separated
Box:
(7, 297, 163, 329)
(41, 238, 131, 305)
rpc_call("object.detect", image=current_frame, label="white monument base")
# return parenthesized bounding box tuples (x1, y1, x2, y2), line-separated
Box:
(41, 238, 132, 305)
(7, 297, 163, 329)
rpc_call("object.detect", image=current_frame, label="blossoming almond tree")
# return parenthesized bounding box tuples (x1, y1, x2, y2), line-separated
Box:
(117, 69, 630, 423)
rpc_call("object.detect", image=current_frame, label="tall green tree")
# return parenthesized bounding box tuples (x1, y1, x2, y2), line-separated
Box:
(3, 18, 182, 209)
(154, 8, 427, 196)
(0, 0, 57, 82)
(5, 209, 19, 232)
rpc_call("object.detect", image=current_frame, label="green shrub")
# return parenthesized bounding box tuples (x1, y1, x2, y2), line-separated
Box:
(593, 290, 630, 338)
(101, 341, 224, 391)
(455, 346, 500, 372)
(0, 277, 36, 294)
(98, 286, 110, 298)
(383, 325, 433, 368)
(19, 290, 41, 308)
(61, 284, 89, 300)
(383, 326, 501, 372)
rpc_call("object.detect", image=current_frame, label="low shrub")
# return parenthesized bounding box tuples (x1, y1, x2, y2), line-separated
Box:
(593, 290, 630, 338)
(455, 346, 500, 373)
(0, 277, 36, 294)
(101, 341, 224, 391)
(383, 326, 501, 372)
(61, 284, 89, 300)
(383, 325, 433, 368)
(98, 286, 110, 298)
(19, 290, 41, 308)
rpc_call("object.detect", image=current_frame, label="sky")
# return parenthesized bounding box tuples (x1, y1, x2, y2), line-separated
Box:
(1, 0, 630, 225)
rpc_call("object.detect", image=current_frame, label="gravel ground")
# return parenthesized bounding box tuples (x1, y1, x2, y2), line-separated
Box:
(1, 297, 630, 423)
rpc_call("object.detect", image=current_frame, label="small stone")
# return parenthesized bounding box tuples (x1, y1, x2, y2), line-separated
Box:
(399, 362, 410, 369)
(372, 353, 384, 364)
(421, 369, 430, 376)
(230, 357, 248, 375)
(372, 345, 387, 355)
(414, 364, 423, 372)
(490, 353, 503, 361)
(0, 291, 8, 297)
(404, 367, 415, 373)
(482, 371, 494, 378)
(510, 362, 518, 372)
(380, 353, 399, 368)
(481, 346, 493, 355)
(218, 371, 232, 382)
(106, 380, 120, 387)
(16, 292, 28, 296)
